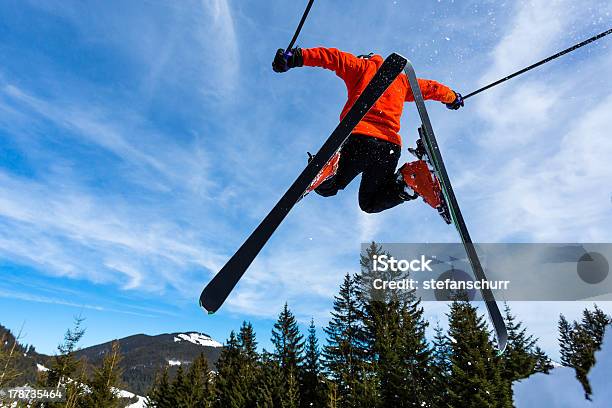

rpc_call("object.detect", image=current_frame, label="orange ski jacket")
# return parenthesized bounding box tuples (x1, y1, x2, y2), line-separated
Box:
(302, 47, 456, 146)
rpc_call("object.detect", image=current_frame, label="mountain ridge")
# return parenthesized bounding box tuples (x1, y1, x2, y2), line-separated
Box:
(1, 324, 223, 396)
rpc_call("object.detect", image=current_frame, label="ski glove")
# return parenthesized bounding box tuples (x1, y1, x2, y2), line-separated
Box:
(272, 48, 304, 73)
(446, 92, 464, 110)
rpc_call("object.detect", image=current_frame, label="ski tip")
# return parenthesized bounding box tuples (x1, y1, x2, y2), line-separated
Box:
(200, 304, 216, 315)
(199, 296, 216, 315)
(496, 337, 508, 355)
(387, 52, 408, 66)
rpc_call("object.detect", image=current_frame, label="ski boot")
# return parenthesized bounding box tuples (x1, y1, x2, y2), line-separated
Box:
(396, 171, 418, 201)
(303, 151, 341, 196)
(398, 157, 451, 224)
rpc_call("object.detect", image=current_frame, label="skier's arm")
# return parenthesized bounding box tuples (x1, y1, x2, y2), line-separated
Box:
(405, 78, 457, 104)
(301, 47, 367, 81)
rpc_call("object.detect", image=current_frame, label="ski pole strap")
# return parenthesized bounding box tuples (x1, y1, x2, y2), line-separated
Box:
(286, 0, 315, 52)
(464, 27, 612, 100)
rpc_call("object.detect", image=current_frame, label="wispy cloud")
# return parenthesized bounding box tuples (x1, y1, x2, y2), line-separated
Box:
(197, 0, 240, 96)
(465, 0, 612, 242)
(0, 289, 158, 318)
(0, 164, 227, 296)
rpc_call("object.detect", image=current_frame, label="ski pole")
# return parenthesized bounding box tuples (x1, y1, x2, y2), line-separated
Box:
(464, 27, 612, 100)
(284, 0, 315, 57)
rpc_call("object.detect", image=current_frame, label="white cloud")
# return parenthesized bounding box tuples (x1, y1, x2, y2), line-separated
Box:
(486, 0, 568, 78)
(2, 84, 213, 194)
(0, 288, 157, 318)
(358, 211, 381, 242)
(466, 0, 612, 242)
(0, 169, 226, 296)
(197, 0, 240, 95)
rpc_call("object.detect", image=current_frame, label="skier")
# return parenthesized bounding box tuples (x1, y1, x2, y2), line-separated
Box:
(272, 47, 464, 214)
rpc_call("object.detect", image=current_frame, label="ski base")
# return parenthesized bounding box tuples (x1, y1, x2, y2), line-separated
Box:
(199, 53, 409, 314)
(403, 59, 508, 352)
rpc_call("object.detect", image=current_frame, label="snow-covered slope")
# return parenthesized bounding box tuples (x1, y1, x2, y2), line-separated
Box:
(513, 333, 612, 407)
(2, 364, 148, 408)
(115, 388, 147, 408)
(173, 332, 223, 348)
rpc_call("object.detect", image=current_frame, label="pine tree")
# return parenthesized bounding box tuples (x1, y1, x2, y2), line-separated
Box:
(571, 323, 595, 400)
(324, 380, 339, 408)
(501, 303, 539, 381)
(44, 316, 86, 386)
(82, 340, 123, 408)
(283, 367, 300, 408)
(239, 322, 259, 363)
(172, 354, 213, 408)
(301, 319, 324, 408)
(497, 303, 554, 404)
(364, 296, 435, 407)
(271, 303, 305, 406)
(172, 366, 189, 407)
(353, 365, 379, 408)
(215, 331, 247, 408)
(399, 299, 435, 405)
(368, 298, 403, 407)
(256, 350, 282, 408)
(272, 303, 305, 371)
(238, 321, 259, 407)
(581, 304, 611, 348)
(323, 273, 366, 407)
(558, 305, 611, 400)
(558, 314, 573, 367)
(532, 346, 553, 374)
(38, 316, 87, 408)
(146, 369, 174, 408)
(357, 242, 436, 407)
(430, 322, 451, 406)
(446, 300, 511, 408)
(0, 330, 22, 388)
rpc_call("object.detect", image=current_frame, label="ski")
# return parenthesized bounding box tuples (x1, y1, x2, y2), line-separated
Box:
(200, 53, 408, 314)
(403, 59, 508, 352)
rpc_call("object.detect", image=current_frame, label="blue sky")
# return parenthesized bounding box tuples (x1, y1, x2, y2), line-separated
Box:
(0, 0, 611, 357)
(514, 332, 612, 406)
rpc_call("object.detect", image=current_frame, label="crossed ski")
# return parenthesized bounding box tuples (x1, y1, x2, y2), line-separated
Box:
(199, 54, 508, 352)
(199, 53, 408, 315)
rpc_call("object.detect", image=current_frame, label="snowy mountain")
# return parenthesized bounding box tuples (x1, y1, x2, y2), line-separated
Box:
(0, 324, 223, 397)
(513, 333, 612, 407)
(73, 331, 223, 395)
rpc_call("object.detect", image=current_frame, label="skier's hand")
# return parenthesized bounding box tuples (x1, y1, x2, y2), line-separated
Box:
(272, 48, 303, 73)
(445, 92, 464, 110)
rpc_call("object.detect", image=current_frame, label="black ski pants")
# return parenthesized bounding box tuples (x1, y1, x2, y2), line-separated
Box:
(315, 134, 404, 213)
